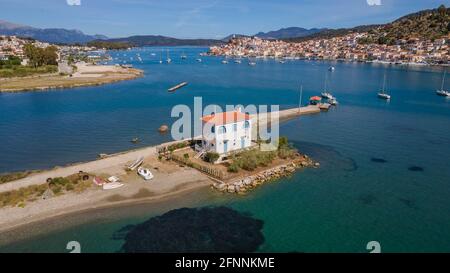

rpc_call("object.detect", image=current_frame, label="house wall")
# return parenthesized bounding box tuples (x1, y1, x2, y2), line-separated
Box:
(203, 119, 252, 155)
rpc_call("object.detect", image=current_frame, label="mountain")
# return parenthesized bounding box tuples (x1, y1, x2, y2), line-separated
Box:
(0, 19, 107, 44)
(286, 5, 450, 43)
(95, 35, 223, 47)
(255, 27, 326, 39)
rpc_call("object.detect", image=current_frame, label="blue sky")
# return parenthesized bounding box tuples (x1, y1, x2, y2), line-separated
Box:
(0, 0, 449, 38)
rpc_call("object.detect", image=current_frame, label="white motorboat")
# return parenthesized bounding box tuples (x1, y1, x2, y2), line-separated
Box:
(196, 58, 202, 62)
(328, 66, 335, 71)
(321, 92, 334, 100)
(108, 176, 121, 183)
(103, 182, 124, 190)
(222, 59, 228, 64)
(328, 98, 338, 105)
(138, 167, 154, 180)
(248, 61, 256, 66)
(234, 59, 242, 64)
(127, 156, 144, 171)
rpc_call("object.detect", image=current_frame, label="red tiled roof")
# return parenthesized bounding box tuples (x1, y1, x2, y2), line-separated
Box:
(201, 111, 250, 126)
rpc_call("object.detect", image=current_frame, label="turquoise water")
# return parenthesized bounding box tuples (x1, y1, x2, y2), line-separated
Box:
(1, 47, 450, 252)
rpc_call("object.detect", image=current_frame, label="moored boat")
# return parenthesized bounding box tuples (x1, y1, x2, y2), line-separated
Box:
(436, 71, 450, 97)
(378, 73, 391, 100)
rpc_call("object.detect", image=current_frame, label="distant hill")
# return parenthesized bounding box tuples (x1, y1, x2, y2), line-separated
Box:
(255, 27, 326, 39)
(285, 5, 450, 44)
(96, 35, 223, 47)
(0, 19, 107, 44)
(359, 5, 450, 45)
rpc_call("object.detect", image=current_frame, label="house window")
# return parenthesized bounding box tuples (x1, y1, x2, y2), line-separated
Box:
(244, 121, 250, 129)
(218, 126, 227, 134)
(233, 124, 237, 132)
(211, 126, 215, 133)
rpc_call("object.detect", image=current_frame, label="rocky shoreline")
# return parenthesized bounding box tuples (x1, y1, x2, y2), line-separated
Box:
(212, 155, 319, 194)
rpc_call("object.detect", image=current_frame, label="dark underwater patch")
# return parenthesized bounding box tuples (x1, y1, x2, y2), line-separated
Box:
(371, 157, 388, 163)
(358, 193, 378, 205)
(117, 207, 265, 253)
(408, 166, 424, 172)
(398, 198, 419, 210)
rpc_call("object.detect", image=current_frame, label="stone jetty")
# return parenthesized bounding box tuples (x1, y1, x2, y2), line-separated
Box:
(212, 155, 317, 194)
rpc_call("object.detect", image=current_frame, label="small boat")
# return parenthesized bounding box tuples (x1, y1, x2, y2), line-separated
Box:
(196, 58, 202, 62)
(321, 92, 334, 100)
(131, 137, 139, 144)
(93, 177, 106, 186)
(127, 156, 144, 171)
(328, 98, 338, 105)
(151, 53, 156, 56)
(168, 82, 188, 92)
(107, 176, 121, 183)
(234, 59, 242, 64)
(437, 71, 450, 97)
(378, 73, 391, 100)
(328, 66, 335, 71)
(138, 167, 154, 180)
(181, 52, 187, 59)
(309, 96, 322, 105)
(103, 182, 124, 190)
(248, 61, 256, 66)
(279, 60, 285, 64)
(222, 59, 228, 64)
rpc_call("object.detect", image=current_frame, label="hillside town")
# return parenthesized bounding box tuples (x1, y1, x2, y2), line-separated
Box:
(209, 33, 450, 65)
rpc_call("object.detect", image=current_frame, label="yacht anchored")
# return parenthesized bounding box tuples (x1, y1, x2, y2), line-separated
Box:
(377, 73, 391, 100)
(436, 71, 450, 97)
(166, 49, 171, 63)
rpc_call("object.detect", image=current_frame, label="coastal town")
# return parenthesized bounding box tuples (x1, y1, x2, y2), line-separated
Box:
(209, 33, 450, 65)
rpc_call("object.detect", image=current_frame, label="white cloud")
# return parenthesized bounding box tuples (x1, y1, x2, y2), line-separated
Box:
(66, 0, 81, 6)
(367, 0, 382, 6)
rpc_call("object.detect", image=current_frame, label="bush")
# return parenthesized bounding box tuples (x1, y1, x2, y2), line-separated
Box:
(183, 153, 189, 159)
(204, 152, 220, 163)
(227, 162, 240, 173)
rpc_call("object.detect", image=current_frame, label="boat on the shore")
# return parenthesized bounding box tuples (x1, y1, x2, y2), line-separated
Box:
(103, 182, 124, 190)
(168, 82, 188, 92)
(138, 167, 154, 180)
(378, 73, 391, 100)
(436, 71, 450, 97)
(93, 177, 106, 186)
(127, 156, 144, 171)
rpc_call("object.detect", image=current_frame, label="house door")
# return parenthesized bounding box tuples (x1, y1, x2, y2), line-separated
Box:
(223, 141, 228, 154)
(241, 137, 245, 149)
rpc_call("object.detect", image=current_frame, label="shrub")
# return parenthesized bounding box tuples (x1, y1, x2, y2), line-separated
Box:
(227, 162, 240, 173)
(183, 153, 189, 159)
(204, 152, 220, 163)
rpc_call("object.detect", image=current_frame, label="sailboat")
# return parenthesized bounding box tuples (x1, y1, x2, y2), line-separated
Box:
(436, 70, 450, 97)
(166, 49, 172, 63)
(181, 51, 187, 59)
(321, 73, 334, 100)
(159, 50, 163, 64)
(378, 73, 391, 100)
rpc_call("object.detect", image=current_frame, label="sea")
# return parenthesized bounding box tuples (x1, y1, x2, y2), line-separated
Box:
(0, 47, 449, 253)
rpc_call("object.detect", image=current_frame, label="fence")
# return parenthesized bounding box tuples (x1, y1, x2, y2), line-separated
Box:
(170, 154, 225, 180)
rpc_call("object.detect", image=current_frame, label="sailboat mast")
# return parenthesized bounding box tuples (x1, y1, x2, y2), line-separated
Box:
(441, 70, 446, 91)
(298, 85, 303, 114)
(382, 73, 387, 94)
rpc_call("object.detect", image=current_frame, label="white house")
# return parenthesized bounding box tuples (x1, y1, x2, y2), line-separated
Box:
(199, 109, 252, 155)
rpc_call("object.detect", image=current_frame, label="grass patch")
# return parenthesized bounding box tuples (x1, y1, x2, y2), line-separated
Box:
(0, 173, 92, 208)
(0, 65, 57, 78)
(0, 171, 32, 184)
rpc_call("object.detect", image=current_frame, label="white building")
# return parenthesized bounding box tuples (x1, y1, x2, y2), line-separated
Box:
(199, 109, 252, 155)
